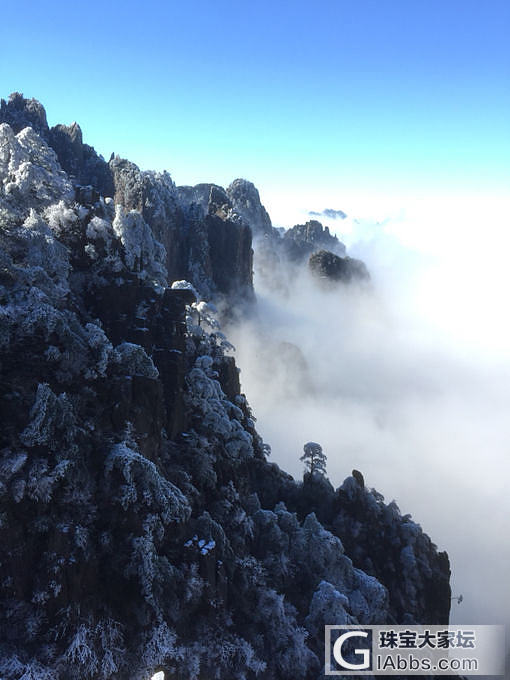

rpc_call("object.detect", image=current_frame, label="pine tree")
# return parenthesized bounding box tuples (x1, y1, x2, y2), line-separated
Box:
(300, 442, 327, 477)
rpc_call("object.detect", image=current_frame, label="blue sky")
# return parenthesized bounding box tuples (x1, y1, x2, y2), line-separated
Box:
(1, 0, 509, 222)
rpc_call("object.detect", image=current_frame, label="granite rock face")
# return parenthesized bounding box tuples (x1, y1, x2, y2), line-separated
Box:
(0, 98, 451, 680)
(309, 249, 370, 284)
(0, 93, 114, 198)
(282, 219, 347, 264)
(0, 92, 50, 140)
(109, 163, 255, 304)
(50, 122, 115, 198)
(1, 93, 368, 299)
(224, 178, 368, 289)
(109, 158, 255, 303)
(227, 178, 273, 237)
(1, 94, 255, 306)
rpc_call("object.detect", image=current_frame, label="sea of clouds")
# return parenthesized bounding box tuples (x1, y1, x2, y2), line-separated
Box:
(227, 195, 510, 634)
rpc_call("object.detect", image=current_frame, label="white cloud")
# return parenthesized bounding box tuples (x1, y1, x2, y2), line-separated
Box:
(228, 193, 510, 629)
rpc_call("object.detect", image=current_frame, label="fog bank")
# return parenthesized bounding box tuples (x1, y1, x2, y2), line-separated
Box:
(227, 199, 510, 631)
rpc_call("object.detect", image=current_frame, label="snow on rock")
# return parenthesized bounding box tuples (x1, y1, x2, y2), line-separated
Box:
(170, 279, 199, 301)
(185, 355, 253, 461)
(113, 342, 159, 378)
(112, 205, 167, 290)
(0, 94, 452, 680)
(0, 123, 73, 213)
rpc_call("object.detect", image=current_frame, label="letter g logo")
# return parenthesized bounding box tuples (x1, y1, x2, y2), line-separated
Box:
(333, 630, 370, 670)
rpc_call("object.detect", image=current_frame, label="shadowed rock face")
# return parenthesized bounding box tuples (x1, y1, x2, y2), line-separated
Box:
(309, 248, 370, 283)
(0, 95, 451, 680)
(114, 173, 255, 304)
(109, 158, 255, 303)
(205, 185, 254, 301)
(50, 122, 115, 197)
(177, 182, 226, 217)
(109, 155, 188, 285)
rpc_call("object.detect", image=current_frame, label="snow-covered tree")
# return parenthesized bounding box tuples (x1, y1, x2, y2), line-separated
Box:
(0, 98, 453, 680)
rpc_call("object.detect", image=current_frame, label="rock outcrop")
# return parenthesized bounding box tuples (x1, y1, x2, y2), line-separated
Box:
(227, 178, 273, 237)
(1, 94, 255, 307)
(309, 249, 370, 284)
(0, 96, 451, 680)
(0, 92, 50, 140)
(0, 92, 115, 198)
(50, 122, 115, 198)
(283, 219, 346, 261)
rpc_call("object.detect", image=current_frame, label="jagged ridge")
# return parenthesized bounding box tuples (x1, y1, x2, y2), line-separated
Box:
(0, 94, 450, 680)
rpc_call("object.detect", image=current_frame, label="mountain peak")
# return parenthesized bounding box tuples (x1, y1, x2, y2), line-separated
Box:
(0, 92, 49, 139)
(227, 177, 273, 236)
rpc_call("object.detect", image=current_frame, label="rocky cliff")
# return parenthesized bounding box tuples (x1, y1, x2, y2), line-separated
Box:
(309, 249, 370, 284)
(225, 179, 369, 290)
(0, 94, 451, 680)
(0, 93, 254, 306)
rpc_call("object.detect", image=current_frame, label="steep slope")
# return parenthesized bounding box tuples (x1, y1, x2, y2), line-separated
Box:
(0, 97, 451, 680)
(226, 179, 273, 238)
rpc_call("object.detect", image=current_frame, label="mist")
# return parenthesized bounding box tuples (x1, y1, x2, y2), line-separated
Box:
(226, 197, 510, 633)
